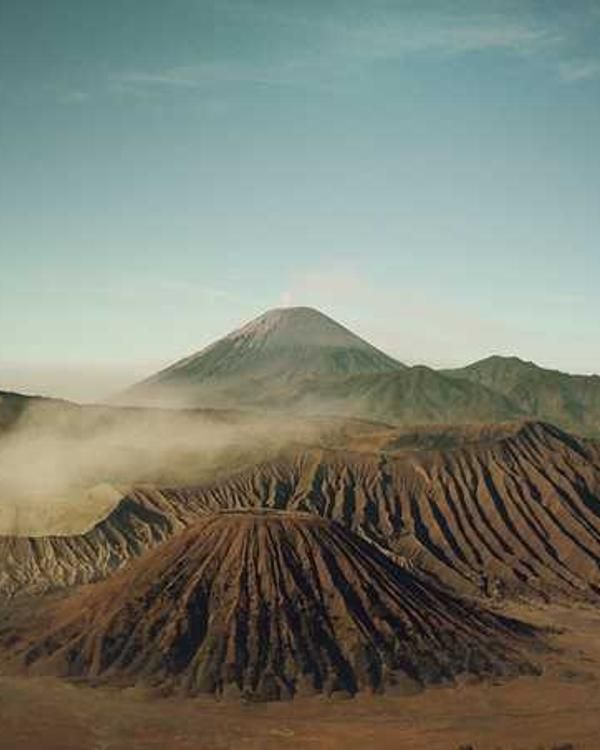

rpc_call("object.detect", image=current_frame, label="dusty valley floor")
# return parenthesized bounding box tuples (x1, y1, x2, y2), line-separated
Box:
(0, 603, 598, 750)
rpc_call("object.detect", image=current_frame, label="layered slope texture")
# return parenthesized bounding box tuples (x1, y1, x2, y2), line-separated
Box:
(446, 355, 600, 437)
(2, 421, 598, 602)
(2, 511, 535, 699)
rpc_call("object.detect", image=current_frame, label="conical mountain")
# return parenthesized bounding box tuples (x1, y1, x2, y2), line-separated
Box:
(4, 510, 536, 700)
(115, 310, 600, 436)
(119, 307, 403, 407)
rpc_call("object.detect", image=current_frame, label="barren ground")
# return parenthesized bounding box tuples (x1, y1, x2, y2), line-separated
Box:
(0, 603, 598, 750)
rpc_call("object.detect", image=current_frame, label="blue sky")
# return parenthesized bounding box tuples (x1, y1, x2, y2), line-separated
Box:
(1, 1, 599, 399)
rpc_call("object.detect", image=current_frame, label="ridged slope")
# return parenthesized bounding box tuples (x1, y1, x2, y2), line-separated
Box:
(1, 422, 598, 602)
(2, 511, 535, 700)
(115, 310, 600, 437)
(118, 310, 527, 426)
(446, 356, 600, 438)
(282, 366, 524, 425)
(122, 307, 403, 406)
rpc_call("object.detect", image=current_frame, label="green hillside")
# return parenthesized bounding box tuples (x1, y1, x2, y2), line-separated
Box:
(445, 356, 600, 437)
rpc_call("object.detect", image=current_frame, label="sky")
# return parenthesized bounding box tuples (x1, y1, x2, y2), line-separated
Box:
(1, 0, 599, 400)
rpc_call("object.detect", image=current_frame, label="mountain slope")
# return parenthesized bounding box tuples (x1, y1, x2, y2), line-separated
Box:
(2, 421, 598, 602)
(117, 308, 600, 436)
(116, 308, 524, 425)
(0, 390, 71, 434)
(121, 307, 404, 407)
(1, 510, 536, 699)
(446, 356, 600, 437)
(280, 365, 524, 425)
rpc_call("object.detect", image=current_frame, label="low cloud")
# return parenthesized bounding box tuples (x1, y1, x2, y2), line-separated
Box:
(108, 7, 573, 96)
(327, 14, 558, 61)
(0, 397, 328, 536)
(559, 58, 600, 81)
(111, 60, 318, 92)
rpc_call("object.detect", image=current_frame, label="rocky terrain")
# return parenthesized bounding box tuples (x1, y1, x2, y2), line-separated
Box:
(1, 420, 598, 603)
(0, 306, 599, 748)
(1, 601, 597, 750)
(0, 510, 536, 699)
(0, 389, 389, 535)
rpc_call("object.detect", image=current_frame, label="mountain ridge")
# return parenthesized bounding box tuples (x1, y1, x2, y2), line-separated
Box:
(445, 355, 600, 437)
(1, 419, 598, 602)
(4, 309, 600, 438)
(123, 307, 404, 407)
(115, 307, 600, 437)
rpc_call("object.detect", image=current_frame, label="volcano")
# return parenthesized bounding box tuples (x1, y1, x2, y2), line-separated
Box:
(119, 306, 404, 407)
(116, 307, 600, 437)
(1, 420, 598, 602)
(3, 510, 535, 700)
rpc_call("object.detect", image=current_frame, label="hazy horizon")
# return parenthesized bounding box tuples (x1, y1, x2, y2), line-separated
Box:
(2, 1, 599, 400)
(2, 302, 598, 404)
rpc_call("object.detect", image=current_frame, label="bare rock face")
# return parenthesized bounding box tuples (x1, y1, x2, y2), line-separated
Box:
(2, 511, 535, 700)
(1, 421, 597, 603)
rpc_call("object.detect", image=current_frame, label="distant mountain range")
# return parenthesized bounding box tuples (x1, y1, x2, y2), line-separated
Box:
(118, 306, 600, 438)
(444, 355, 600, 437)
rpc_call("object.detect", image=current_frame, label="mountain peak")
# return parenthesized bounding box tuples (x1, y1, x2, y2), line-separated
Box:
(474, 355, 539, 369)
(122, 307, 404, 406)
(228, 306, 379, 350)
